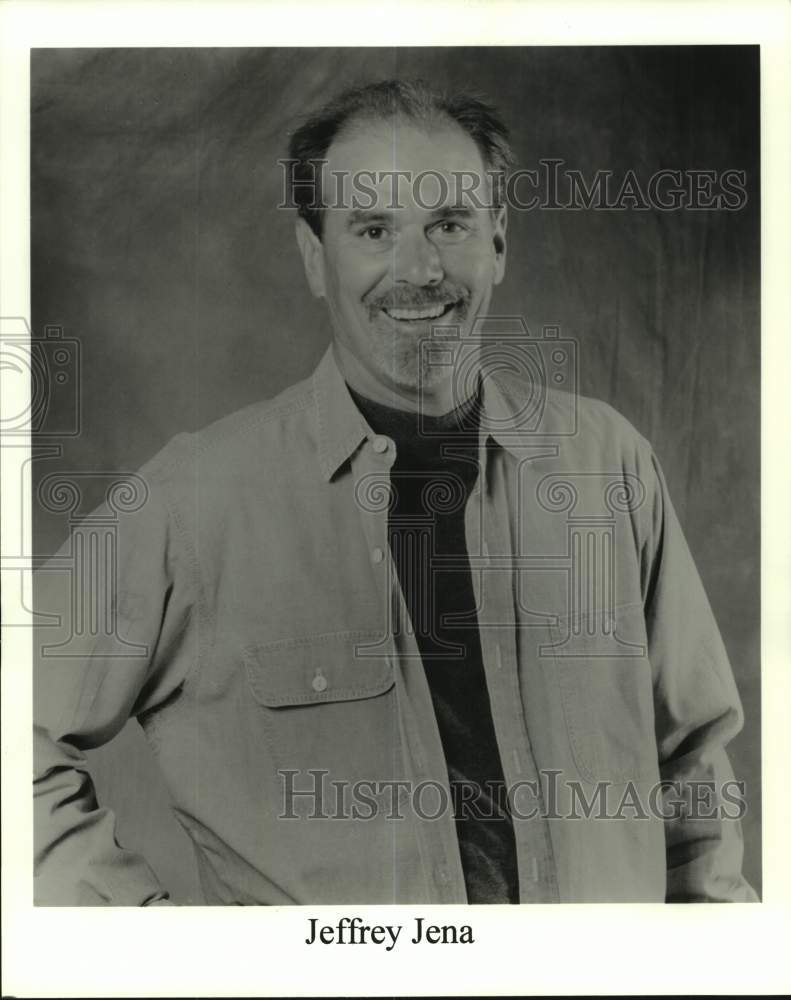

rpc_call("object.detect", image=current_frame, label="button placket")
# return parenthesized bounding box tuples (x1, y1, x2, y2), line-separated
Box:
(348, 441, 398, 661)
(477, 454, 560, 902)
(360, 430, 467, 903)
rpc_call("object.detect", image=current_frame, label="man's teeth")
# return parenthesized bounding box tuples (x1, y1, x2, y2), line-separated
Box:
(383, 303, 451, 321)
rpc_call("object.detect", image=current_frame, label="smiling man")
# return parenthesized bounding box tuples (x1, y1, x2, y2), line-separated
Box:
(290, 87, 522, 903)
(293, 97, 507, 412)
(33, 79, 757, 905)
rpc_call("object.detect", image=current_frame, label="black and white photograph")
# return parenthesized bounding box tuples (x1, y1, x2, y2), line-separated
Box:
(2, 2, 790, 996)
(28, 42, 761, 906)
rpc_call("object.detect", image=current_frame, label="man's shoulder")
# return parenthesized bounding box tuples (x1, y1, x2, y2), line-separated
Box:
(560, 388, 650, 453)
(499, 371, 652, 458)
(141, 371, 318, 485)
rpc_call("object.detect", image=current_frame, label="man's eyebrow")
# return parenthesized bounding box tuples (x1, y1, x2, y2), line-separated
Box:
(346, 210, 396, 228)
(427, 205, 476, 221)
(345, 206, 477, 228)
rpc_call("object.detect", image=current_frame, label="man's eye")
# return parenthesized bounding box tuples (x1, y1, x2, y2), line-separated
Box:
(433, 220, 469, 240)
(363, 226, 386, 240)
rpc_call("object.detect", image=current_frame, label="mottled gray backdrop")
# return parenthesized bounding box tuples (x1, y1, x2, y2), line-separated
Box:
(31, 47, 761, 901)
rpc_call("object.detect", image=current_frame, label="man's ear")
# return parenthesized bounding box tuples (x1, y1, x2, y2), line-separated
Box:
(492, 205, 507, 286)
(295, 217, 326, 299)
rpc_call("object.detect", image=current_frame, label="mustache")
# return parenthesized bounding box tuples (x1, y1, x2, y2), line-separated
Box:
(366, 284, 470, 311)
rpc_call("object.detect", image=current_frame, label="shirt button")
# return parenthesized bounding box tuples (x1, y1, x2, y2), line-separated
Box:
(372, 436, 390, 454)
(436, 865, 451, 885)
(312, 674, 328, 693)
(372, 547, 385, 564)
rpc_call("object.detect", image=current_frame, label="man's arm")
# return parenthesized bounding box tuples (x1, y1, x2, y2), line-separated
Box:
(33, 454, 196, 905)
(636, 443, 758, 902)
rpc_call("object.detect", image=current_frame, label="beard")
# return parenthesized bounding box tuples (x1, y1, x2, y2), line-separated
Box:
(364, 283, 471, 391)
(367, 325, 455, 390)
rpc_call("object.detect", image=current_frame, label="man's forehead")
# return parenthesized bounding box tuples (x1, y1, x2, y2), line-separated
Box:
(323, 117, 488, 179)
(321, 117, 492, 213)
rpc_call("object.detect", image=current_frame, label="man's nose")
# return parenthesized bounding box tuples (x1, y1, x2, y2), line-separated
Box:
(392, 228, 444, 286)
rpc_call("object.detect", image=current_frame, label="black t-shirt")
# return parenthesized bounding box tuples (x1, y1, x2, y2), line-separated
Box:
(348, 385, 519, 904)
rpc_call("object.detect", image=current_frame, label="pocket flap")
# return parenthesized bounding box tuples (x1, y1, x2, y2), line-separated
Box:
(243, 631, 394, 707)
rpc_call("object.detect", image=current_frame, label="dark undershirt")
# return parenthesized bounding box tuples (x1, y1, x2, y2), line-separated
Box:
(348, 384, 519, 904)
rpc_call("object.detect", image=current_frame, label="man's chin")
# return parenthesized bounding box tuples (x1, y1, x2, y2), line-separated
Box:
(368, 330, 465, 399)
(373, 357, 453, 397)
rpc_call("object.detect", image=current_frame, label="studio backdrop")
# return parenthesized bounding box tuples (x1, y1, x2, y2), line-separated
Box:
(31, 46, 761, 902)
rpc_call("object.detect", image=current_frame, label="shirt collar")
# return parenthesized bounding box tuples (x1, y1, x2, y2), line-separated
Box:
(478, 362, 551, 455)
(313, 345, 371, 481)
(312, 342, 554, 482)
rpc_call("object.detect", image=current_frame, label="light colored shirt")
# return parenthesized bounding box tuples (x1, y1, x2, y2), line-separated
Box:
(33, 343, 757, 904)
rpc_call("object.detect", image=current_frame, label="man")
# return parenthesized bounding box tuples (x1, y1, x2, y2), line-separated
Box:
(34, 79, 756, 904)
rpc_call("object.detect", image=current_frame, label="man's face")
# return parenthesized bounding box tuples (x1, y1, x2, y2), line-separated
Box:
(296, 117, 507, 409)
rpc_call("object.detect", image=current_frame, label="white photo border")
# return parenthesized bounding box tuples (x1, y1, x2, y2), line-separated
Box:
(2, 2, 789, 997)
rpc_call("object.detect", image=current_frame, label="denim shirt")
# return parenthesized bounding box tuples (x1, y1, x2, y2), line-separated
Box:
(33, 343, 757, 904)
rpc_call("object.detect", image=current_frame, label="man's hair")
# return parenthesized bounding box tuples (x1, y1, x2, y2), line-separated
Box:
(286, 78, 515, 238)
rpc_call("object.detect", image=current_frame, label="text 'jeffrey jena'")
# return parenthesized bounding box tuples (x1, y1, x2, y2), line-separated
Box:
(305, 916, 475, 950)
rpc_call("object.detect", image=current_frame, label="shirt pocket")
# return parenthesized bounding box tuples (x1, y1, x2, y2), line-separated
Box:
(545, 603, 658, 785)
(242, 631, 403, 790)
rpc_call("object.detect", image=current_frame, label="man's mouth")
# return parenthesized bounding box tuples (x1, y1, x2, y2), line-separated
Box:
(379, 301, 459, 323)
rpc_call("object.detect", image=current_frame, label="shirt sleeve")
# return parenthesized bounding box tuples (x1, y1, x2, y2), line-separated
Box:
(33, 453, 197, 905)
(636, 443, 758, 902)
